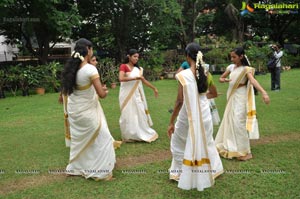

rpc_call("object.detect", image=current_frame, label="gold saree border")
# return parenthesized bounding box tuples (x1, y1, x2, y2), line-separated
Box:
(138, 87, 151, 126)
(90, 74, 99, 81)
(63, 95, 71, 141)
(213, 170, 224, 179)
(227, 67, 248, 103)
(225, 66, 258, 135)
(64, 114, 71, 140)
(177, 73, 196, 159)
(120, 81, 140, 111)
(197, 93, 214, 184)
(246, 67, 256, 133)
(169, 169, 223, 181)
(183, 158, 210, 166)
(247, 110, 256, 117)
(217, 147, 249, 159)
(120, 68, 143, 111)
(177, 71, 214, 184)
(76, 83, 92, 90)
(76, 74, 99, 90)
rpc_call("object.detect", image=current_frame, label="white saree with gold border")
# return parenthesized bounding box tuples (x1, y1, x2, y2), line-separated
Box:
(119, 67, 158, 142)
(169, 69, 223, 191)
(215, 65, 259, 159)
(66, 64, 116, 180)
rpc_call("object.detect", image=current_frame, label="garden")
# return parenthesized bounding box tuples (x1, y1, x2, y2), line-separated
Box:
(0, 68, 299, 198)
(1, 0, 300, 198)
(0, 38, 299, 99)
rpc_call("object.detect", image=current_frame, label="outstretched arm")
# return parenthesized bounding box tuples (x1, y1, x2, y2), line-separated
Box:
(246, 72, 270, 104)
(141, 76, 158, 98)
(167, 83, 183, 138)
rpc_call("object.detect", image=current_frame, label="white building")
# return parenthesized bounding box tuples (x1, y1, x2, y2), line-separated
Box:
(0, 35, 75, 62)
(0, 35, 19, 62)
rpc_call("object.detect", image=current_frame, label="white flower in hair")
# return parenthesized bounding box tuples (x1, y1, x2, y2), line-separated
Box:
(196, 51, 204, 68)
(196, 51, 208, 75)
(72, 51, 84, 62)
(244, 54, 251, 66)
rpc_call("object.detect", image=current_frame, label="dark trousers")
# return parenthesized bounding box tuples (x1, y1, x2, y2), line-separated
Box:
(271, 67, 281, 90)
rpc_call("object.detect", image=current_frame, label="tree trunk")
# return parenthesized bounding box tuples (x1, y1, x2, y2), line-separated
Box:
(35, 25, 50, 65)
(112, 3, 130, 63)
(22, 26, 50, 64)
(225, 3, 244, 42)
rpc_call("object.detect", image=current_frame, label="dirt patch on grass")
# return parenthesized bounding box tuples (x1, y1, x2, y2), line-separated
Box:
(116, 132, 300, 168)
(251, 132, 300, 146)
(116, 150, 171, 169)
(0, 174, 66, 195)
(1, 132, 299, 195)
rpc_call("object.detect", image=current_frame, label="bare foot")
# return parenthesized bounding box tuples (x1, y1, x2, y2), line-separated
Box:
(93, 174, 115, 181)
(237, 153, 253, 161)
(104, 174, 115, 181)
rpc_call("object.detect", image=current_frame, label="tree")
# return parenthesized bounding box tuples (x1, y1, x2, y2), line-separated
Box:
(0, 0, 81, 64)
(74, 0, 182, 62)
(248, 0, 300, 45)
(175, 0, 218, 48)
(224, 3, 244, 42)
(217, 0, 300, 44)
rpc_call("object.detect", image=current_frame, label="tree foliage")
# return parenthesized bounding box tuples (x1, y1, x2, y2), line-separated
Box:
(73, 0, 182, 62)
(0, 0, 299, 65)
(0, 0, 81, 64)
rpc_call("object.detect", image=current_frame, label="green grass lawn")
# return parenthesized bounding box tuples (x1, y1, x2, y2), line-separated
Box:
(0, 69, 299, 198)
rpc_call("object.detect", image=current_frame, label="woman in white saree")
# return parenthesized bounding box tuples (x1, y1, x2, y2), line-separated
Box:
(119, 49, 158, 142)
(167, 43, 224, 191)
(61, 38, 119, 181)
(58, 55, 99, 148)
(177, 62, 221, 126)
(215, 47, 270, 161)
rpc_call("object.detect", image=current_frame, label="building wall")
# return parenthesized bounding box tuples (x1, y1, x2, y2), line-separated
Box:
(0, 35, 19, 62)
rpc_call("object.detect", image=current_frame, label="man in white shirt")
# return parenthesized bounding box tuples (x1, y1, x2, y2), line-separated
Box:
(270, 44, 283, 91)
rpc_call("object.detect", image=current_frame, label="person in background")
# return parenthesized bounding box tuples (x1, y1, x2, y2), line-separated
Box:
(215, 47, 270, 161)
(270, 44, 283, 91)
(176, 60, 190, 73)
(203, 63, 221, 125)
(118, 49, 159, 142)
(90, 54, 98, 67)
